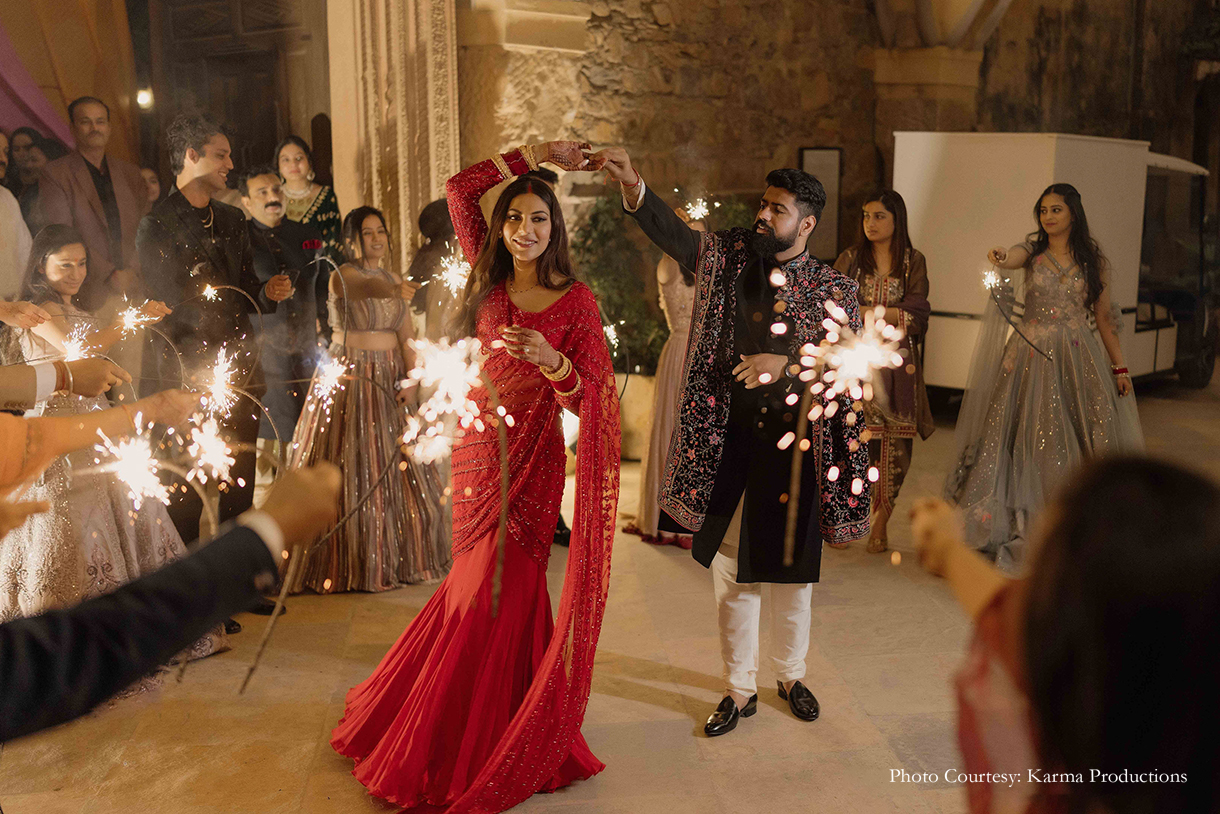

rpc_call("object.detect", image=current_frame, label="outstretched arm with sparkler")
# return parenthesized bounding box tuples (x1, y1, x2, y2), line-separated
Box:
(0, 463, 342, 742)
(29, 299, 172, 359)
(0, 389, 198, 492)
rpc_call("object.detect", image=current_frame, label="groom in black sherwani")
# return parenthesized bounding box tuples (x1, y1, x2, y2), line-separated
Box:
(589, 146, 870, 737)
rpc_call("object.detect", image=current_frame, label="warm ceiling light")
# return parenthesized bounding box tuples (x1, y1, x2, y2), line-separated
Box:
(136, 89, 153, 109)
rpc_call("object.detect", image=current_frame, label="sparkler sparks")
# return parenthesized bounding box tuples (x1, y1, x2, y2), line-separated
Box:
(203, 284, 219, 301)
(118, 304, 155, 334)
(685, 198, 710, 221)
(401, 338, 509, 463)
(312, 356, 348, 411)
(982, 269, 1003, 291)
(204, 347, 239, 417)
(62, 324, 92, 362)
(186, 416, 235, 484)
(604, 323, 620, 349)
(438, 247, 472, 294)
(798, 304, 904, 407)
(406, 338, 484, 420)
(94, 415, 170, 510)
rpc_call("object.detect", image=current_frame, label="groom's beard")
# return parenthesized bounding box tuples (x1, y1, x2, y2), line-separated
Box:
(750, 220, 797, 260)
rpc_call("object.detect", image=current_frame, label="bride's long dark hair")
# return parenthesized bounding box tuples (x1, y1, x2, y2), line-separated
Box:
(453, 177, 576, 337)
(1025, 183, 1107, 309)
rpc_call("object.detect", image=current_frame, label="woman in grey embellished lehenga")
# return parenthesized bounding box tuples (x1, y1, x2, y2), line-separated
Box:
(1, 225, 227, 665)
(945, 184, 1143, 573)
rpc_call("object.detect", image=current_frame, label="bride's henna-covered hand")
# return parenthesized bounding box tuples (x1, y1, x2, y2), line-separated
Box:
(541, 141, 594, 172)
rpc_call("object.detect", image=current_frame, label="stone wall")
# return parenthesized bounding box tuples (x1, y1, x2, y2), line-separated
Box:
(978, 0, 1198, 155)
(571, 0, 880, 253)
(454, 0, 1204, 248)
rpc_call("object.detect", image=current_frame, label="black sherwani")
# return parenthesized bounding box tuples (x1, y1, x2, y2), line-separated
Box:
(248, 217, 325, 441)
(627, 186, 870, 584)
(137, 186, 276, 542)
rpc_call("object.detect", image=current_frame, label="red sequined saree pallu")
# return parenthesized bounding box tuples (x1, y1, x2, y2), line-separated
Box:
(330, 150, 622, 813)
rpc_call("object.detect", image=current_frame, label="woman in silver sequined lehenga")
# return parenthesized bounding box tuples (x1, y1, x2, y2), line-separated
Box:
(945, 184, 1143, 573)
(1, 225, 228, 665)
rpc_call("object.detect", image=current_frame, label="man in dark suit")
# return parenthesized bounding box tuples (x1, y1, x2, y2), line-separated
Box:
(239, 166, 325, 444)
(38, 97, 150, 313)
(0, 463, 340, 742)
(136, 112, 294, 546)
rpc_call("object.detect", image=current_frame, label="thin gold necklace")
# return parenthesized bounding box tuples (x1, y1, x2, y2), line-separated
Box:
(508, 275, 540, 295)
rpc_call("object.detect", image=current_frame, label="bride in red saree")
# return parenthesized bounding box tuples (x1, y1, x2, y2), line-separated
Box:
(330, 141, 621, 812)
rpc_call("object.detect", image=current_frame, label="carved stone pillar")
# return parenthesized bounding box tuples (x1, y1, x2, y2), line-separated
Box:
(871, 0, 1014, 181)
(328, 0, 461, 262)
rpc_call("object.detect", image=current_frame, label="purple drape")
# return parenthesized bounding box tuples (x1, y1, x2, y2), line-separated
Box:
(0, 20, 72, 144)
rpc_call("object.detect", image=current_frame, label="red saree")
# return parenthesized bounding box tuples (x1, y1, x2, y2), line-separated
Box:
(330, 151, 622, 813)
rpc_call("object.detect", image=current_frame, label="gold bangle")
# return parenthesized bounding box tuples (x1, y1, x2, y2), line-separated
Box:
(490, 152, 511, 181)
(119, 403, 137, 431)
(541, 353, 572, 381)
(554, 372, 581, 398)
(519, 144, 540, 172)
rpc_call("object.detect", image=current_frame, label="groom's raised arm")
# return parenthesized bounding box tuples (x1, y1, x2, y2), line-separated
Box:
(593, 147, 701, 273)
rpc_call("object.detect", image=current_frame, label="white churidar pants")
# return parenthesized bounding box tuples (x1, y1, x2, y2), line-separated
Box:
(712, 496, 812, 698)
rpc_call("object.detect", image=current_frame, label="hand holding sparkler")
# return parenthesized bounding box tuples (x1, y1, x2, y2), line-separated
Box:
(65, 359, 131, 397)
(133, 389, 204, 428)
(0, 300, 50, 328)
(256, 463, 343, 556)
(400, 277, 422, 302)
(263, 274, 294, 303)
(114, 300, 172, 333)
(908, 497, 964, 577)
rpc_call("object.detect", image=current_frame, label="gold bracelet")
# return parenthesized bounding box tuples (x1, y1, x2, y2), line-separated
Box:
(554, 372, 581, 398)
(541, 353, 572, 381)
(490, 152, 511, 181)
(519, 144, 540, 172)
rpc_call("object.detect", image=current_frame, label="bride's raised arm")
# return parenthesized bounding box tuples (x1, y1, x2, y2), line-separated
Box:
(444, 141, 592, 265)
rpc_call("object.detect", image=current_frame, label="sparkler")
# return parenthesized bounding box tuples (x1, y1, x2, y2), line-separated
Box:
(203, 347, 239, 417)
(186, 416, 235, 485)
(438, 247, 472, 294)
(981, 266, 1053, 362)
(118, 304, 157, 334)
(312, 356, 348, 413)
(781, 302, 907, 566)
(93, 415, 170, 510)
(685, 198, 710, 221)
(405, 337, 485, 423)
(61, 324, 92, 362)
(604, 323, 620, 349)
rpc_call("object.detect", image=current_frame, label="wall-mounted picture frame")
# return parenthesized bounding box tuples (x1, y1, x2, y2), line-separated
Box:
(799, 147, 843, 262)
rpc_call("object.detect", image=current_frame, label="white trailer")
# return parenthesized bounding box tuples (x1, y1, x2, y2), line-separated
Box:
(892, 132, 1212, 390)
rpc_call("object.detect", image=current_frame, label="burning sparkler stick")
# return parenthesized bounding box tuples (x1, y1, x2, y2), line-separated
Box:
(982, 266, 1053, 361)
(781, 303, 906, 566)
(437, 246, 472, 295)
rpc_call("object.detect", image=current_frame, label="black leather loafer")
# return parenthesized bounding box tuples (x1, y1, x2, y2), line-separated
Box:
(778, 680, 819, 721)
(704, 694, 757, 736)
(249, 596, 283, 616)
(223, 618, 243, 634)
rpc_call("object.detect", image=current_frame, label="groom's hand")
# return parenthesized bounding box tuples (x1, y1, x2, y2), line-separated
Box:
(733, 353, 787, 389)
(587, 146, 634, 184)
